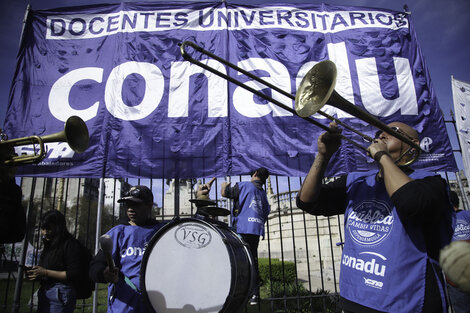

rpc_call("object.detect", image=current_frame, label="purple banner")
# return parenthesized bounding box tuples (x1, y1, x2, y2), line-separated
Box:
(4, 1, 457, 178)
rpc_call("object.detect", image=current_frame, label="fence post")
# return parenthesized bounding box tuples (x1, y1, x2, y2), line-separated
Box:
(92, 178, 105, 313)
(174, 178, 179, 217)
(456, 171, 470, 211)
(11, 177, 36, 313)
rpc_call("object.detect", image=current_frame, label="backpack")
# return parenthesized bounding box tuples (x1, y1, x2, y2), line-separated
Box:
(75, 242, 95, 299)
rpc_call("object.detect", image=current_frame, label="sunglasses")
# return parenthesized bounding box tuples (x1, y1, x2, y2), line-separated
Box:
(122, 187, 152, 202)
(374, 126, 415, 141)
(124, 189, 142, 198)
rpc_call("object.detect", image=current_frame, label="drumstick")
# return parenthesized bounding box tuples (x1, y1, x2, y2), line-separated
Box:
(99, 234, 115, 271)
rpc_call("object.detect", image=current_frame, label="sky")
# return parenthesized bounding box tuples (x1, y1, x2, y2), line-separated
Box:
(0, 0, 469, 174)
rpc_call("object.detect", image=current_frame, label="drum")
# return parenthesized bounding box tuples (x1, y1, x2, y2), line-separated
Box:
(141, 217, 255, 313)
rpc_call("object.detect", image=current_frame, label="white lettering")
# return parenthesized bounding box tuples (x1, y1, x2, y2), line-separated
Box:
(455, 223, 470, 232)
(46, 9, 408, 40)
(325, 42, 354, 118)
(120, 246, 146, 258)
(364, 277, 383, 289)
(233, 58, 292, 117)
(168, 59, 227, 117)
(47, 54, 418, 122)
(357, 57, 418, 117)
(248, 217, 263, 223)
(348, 210, 393, 225)
(49, 67, 103, 122)
(14, 142, 76, 160)
(105, 61, 164, 120)
(342, 253, 386, 277)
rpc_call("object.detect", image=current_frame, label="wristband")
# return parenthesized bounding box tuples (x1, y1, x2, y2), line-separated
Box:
(374, 151, 390, 163)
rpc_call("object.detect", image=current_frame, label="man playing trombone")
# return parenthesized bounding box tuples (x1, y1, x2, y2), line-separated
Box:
(297, 121, 455, 313)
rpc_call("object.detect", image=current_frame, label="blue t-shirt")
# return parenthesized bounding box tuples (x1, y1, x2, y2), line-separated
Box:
(106, 223, 164, 313)
(453, 210, 470, 241)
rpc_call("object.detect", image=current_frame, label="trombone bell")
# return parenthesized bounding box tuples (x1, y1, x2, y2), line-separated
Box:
(294, 60, 421, 166)
(295, 60, 337, 118)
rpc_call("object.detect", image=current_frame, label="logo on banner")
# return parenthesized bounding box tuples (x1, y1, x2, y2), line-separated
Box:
(15, 143, 76, 159)
(420, 137, 433, 153)
(347, 200, 393, 246)
(175, 223, 212, 249)
(14, 143, 77, 166)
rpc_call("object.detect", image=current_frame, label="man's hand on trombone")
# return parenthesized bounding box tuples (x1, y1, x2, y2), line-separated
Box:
(317, 121, 342, 159)
(367, 139, 389, 163)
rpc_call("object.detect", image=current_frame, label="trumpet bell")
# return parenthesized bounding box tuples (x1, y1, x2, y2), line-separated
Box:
(1, 116, 90, 165)
(62, 116, 89, 153)
(295, 60, 337, 118)
(39, 115, 89, 153)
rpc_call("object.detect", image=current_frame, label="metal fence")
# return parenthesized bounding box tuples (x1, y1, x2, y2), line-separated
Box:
(1, 175, 346, 313)
(1, 117, 469, 313)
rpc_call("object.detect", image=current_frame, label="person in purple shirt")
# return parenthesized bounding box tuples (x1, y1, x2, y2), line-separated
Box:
(445, 190, 470, 313)
(89, 185, 165, 313)
(297, 121, 454, 313)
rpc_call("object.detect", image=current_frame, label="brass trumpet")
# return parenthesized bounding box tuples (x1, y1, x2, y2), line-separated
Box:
(180, 41, 421, 166)
(0, 116, 89, 165)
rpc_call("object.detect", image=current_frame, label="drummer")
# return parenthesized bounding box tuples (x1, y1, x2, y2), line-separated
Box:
(89, 185, 166, 313)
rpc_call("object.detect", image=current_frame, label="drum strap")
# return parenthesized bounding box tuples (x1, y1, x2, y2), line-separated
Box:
(124, 275, 141, 295)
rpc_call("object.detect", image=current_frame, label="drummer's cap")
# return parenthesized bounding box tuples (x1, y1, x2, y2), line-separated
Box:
(118, 185, 153, 204)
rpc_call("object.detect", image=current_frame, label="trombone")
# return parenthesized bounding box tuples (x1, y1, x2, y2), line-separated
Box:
(0, 116, 90, 165)
(180, 41, 421, 166)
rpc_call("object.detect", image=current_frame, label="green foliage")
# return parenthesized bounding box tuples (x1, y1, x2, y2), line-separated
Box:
(258, 258, 296, 283)
(265, 279, 310, 298)
(256, 258, 340, 313)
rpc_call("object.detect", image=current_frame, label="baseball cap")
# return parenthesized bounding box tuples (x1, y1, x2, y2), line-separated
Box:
(118, 185, 153, 203)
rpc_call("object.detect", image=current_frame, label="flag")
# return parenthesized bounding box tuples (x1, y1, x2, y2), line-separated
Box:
(452, 77, 470, 180)
(4, 2, 457, 178)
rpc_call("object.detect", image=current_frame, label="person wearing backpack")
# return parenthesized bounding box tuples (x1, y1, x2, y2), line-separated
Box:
(26, 210, 88, 313)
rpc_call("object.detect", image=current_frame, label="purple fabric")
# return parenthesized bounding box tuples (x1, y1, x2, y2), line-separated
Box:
(4, 2, 456, 178)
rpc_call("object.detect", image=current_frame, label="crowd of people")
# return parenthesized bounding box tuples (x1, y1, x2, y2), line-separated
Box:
(2, 120, 470, 313)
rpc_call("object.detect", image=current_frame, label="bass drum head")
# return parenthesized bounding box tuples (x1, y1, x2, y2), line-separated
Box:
(141, 218, 245, 313)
